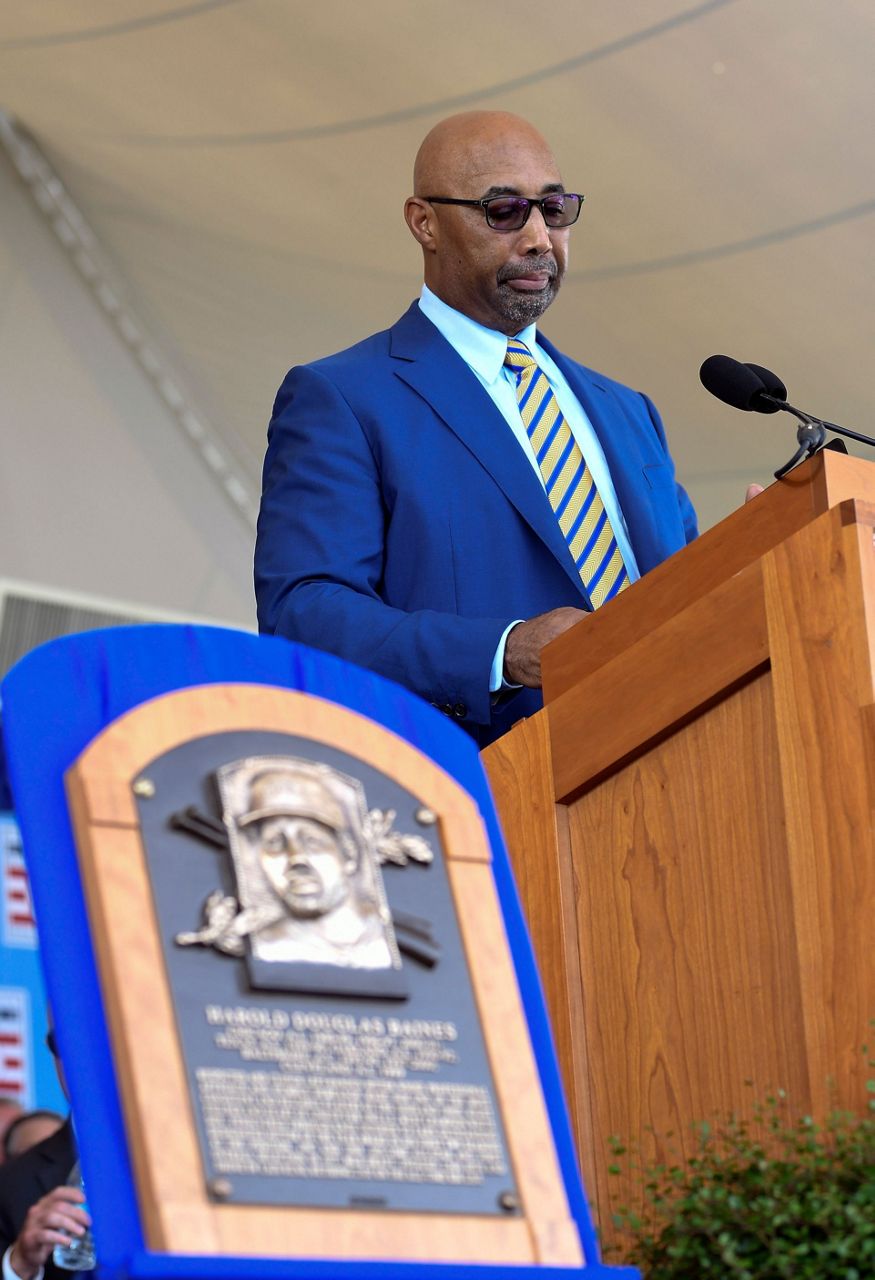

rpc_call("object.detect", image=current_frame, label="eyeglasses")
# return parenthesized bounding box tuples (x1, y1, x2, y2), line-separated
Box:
(425, 192, 583, 231)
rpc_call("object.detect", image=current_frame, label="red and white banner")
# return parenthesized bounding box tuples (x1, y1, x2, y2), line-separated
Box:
(0, 986, 32, 1106)
(1, 815, 36, 949)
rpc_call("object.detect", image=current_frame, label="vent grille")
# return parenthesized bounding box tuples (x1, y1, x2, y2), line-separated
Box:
(0, 591, 153, 681)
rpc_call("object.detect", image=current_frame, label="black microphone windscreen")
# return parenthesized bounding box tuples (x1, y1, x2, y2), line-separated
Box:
(699, 355, 767, 412)
(744, 362, 787, 413)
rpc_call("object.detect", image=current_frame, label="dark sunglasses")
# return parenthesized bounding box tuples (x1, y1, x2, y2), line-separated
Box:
(425, 192, 583, 232)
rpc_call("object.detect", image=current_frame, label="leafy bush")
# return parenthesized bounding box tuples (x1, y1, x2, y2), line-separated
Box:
(609, 1070, 875, 1278)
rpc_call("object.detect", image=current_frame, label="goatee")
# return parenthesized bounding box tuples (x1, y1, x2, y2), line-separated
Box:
(496, 257, 560, 327)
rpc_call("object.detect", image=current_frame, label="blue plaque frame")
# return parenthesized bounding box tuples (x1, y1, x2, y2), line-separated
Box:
(1, 624, 638, 1280)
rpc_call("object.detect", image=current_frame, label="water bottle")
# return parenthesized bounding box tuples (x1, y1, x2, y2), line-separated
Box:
(52, 1160, 96, 1271)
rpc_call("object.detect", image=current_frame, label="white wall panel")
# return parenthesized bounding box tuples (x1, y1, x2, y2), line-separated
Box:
(0, 148, 254, 628)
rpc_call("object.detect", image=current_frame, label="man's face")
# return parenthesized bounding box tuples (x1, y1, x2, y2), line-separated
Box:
(419, 127, 571, 335)
(257, 815, 351, 919)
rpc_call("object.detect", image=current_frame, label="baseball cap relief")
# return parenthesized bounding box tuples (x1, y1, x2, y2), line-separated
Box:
(237, 768, 345, 830)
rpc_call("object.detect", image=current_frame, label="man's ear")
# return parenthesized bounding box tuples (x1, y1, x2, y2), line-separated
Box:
(404, 196, 437, 253)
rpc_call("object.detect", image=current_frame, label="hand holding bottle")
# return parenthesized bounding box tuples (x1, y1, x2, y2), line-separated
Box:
(8, 1182, 91, 1280)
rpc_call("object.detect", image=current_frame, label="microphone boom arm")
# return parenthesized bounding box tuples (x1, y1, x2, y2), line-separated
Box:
(759, 394, 873, 479)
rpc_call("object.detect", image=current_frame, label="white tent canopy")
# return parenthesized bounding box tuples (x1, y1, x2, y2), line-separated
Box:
(1, 0, 873, 624)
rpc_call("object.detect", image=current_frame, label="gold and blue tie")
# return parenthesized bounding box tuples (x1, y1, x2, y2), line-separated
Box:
(504, 339, 629, 607)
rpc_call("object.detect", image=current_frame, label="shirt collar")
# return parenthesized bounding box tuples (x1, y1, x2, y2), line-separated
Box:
(419, 284, 538, 385)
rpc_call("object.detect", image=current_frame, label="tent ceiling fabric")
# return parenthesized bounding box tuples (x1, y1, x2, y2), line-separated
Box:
(1, 0, 873, 529)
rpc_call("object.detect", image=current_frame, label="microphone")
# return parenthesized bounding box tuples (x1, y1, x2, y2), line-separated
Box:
(699, 354, 772, 412)
(743, 362, 786, 413)
(699, 353, 875, 479)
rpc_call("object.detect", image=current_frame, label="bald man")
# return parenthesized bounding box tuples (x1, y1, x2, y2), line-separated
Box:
(256, 111, 697, 746)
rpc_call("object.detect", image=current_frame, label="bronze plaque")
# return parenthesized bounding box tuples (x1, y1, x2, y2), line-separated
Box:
(136, 730, 517, 1215)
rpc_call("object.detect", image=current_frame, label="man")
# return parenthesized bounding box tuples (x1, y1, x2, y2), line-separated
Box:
(0, 1118, 88, 1280)
(256, 111, 697, 746)
(0, 1032, 89, 1280)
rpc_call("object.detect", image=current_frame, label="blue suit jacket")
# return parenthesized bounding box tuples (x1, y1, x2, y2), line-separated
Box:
(256, 302, 697, 746)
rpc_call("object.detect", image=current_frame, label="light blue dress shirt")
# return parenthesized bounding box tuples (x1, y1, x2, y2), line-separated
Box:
(2, 1246, 36, 1280)
(418, 285, 640, 691)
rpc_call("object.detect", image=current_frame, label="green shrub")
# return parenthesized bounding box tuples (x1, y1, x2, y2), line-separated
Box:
(609, 1072, 875, 1278)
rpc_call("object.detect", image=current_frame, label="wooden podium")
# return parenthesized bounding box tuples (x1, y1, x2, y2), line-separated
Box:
(482, 451, 875, 1245)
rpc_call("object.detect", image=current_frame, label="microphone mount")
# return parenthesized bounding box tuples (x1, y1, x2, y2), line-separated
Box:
(758, 393, 827, 479)
(759, 392, 875, 479)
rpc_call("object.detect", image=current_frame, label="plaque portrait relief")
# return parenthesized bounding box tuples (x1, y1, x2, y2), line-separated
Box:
(175, 754, 435, 998)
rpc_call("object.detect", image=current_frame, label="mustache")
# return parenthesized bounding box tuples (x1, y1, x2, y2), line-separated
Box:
(497, 257, 558, 284)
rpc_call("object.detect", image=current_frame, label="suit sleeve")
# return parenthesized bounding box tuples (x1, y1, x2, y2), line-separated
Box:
(255, 365, 511, 725)
(0, 1167, 22, 1261)
(641, 391, 699, 548)
(648, 396, 698, 546)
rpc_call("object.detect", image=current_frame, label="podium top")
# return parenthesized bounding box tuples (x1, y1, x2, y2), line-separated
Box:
(542, 449, 875, 704)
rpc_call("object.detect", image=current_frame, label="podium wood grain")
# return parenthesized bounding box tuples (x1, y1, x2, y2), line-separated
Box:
(483, 465, 875, 1251)
(543, 449, 875, 703)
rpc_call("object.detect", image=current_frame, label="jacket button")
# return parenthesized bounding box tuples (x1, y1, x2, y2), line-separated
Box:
(453, 703, 467, 718)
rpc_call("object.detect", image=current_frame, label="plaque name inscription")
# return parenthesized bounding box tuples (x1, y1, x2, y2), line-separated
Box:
(206, 1005, 459, 1076)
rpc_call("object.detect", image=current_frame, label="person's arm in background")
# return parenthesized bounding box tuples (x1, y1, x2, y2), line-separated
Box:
(3, 1186, 89, 1280)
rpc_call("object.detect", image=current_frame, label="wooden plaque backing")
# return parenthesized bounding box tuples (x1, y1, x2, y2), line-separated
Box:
(65, 683, 582, 1268)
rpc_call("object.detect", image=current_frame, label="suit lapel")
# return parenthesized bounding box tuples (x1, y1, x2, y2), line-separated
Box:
(389, 305, 588, 598)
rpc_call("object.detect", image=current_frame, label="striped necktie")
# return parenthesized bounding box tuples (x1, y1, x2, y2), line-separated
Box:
(504, 339, 629, 607)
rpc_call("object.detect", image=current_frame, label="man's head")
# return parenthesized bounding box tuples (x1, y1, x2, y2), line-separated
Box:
(240, 768, 357, 919)
(3, 1108, 64, 1161)
(405, 111, 577, 336)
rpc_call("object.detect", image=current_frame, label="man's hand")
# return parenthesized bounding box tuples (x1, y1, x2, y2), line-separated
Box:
(8, 1185, 90, 1280)
(503, 607, 588, 687)
(746, 483, 765, 502)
